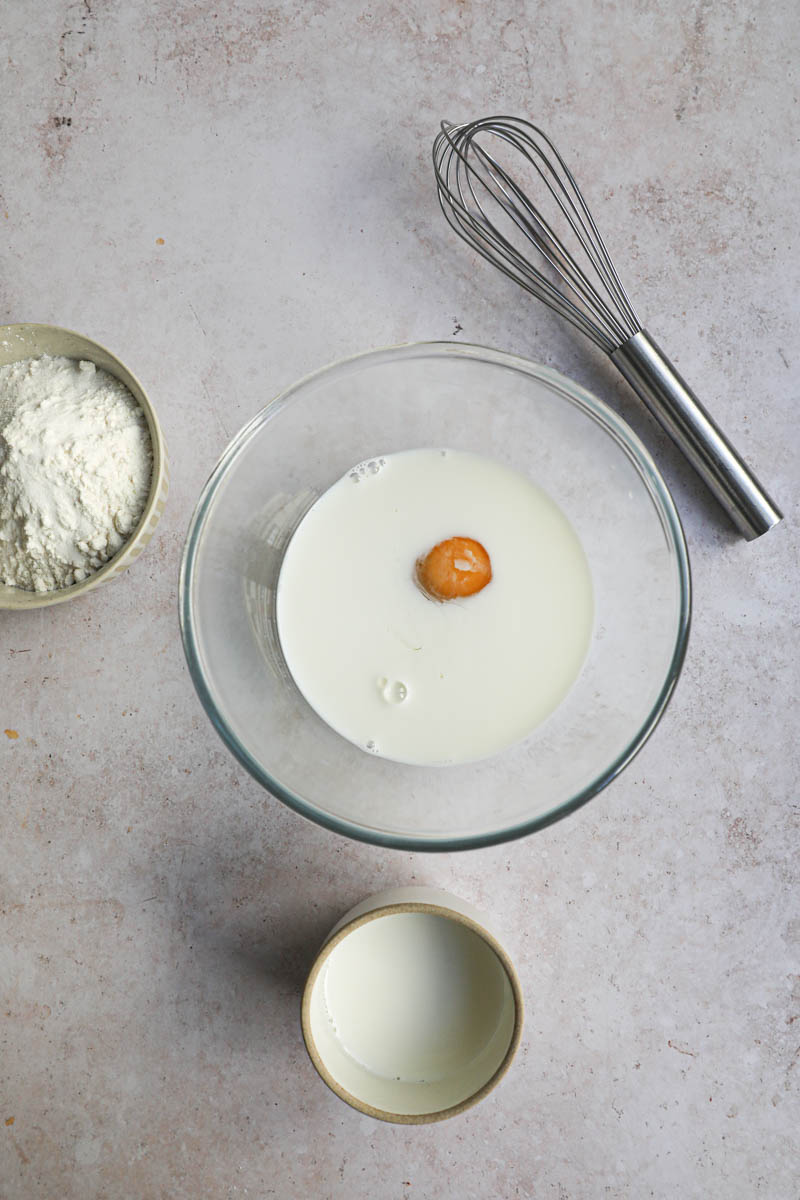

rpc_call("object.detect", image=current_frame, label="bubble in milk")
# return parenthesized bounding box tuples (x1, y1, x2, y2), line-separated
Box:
(349, 457, 387, 483)
(379, 679, 409, 705)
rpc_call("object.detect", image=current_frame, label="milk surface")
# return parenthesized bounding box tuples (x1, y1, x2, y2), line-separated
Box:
(321, 912, 508, 1083)
(275, 448, 593, 765)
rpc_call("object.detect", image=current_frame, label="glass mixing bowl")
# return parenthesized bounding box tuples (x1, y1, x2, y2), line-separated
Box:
(180, 342, 690, 850)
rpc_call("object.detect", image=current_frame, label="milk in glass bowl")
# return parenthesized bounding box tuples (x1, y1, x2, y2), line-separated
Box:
(179, 342, 690, 850)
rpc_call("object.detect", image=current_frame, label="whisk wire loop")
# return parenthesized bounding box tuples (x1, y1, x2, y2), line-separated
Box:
(434, 116, 641, 352)
(451, 142, 608, 344)
(441, 186, 602, 344)
(437, 133, 606, 346)
(465, 137, 623, 342)
(489, 118, 641, 337)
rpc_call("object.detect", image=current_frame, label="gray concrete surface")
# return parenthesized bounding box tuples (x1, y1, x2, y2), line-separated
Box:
(1, 2, 798, 1196)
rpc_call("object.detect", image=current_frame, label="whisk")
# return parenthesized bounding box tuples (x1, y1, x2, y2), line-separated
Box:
(433, 116, 781, 540)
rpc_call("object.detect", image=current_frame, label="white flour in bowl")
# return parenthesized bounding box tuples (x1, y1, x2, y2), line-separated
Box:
(0, 355, 152, 592)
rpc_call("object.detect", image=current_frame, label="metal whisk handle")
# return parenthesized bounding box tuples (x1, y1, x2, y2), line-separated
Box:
(611, 331, 782, 540)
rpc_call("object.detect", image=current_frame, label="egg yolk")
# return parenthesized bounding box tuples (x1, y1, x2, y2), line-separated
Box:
(415, 536, 492, 601)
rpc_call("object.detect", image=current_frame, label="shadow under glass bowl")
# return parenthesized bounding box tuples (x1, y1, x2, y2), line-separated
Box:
(180, 341, 690, 851)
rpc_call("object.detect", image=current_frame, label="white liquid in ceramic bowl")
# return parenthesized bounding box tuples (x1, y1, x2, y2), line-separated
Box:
(306, 906, 518, 1119)
(276, 448, 594, 765)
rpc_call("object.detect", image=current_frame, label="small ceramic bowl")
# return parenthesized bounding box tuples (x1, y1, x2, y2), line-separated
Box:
(0, 324, 169, 609)
(301, 887, 524, 1123)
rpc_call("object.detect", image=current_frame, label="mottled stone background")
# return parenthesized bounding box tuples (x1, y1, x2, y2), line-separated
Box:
(1, 1, 798, 1197)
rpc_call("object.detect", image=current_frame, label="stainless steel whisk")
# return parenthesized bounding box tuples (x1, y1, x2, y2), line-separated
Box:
(433, 115, 781, 540)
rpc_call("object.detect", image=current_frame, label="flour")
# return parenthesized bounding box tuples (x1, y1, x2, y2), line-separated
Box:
(0, 355, 152, 592)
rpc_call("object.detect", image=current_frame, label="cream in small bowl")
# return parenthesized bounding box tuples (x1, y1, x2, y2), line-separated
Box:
(0, 324, 168, 610)
(301, 887, 523, 1123)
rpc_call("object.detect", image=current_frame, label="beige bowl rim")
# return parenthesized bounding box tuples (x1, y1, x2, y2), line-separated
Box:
(300, 898, 525, 1124)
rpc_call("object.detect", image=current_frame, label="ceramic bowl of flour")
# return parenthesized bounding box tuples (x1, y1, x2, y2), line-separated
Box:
(0, 324, 169, 610)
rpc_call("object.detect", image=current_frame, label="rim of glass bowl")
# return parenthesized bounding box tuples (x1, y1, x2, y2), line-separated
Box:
(179, 341, 691, 852)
